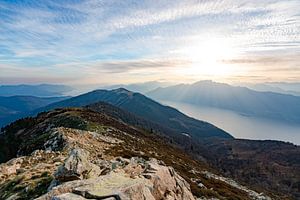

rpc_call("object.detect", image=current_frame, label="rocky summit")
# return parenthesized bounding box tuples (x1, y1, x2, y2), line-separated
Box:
(0, 107, 291, 199)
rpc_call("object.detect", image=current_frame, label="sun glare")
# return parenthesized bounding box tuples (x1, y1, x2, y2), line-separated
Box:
(180, 37, 237, 77)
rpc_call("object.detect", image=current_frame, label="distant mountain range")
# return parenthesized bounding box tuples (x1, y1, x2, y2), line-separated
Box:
(105, 81, 173, 93)
(35, 88, 232, 139)
(0, 96, 68, 127)
(147, 80, 300, 123)
(245, 82, 300, 96)
(0, 84, 73, 97)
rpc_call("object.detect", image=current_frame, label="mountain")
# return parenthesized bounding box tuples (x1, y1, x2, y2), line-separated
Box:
(0, 96, 69, 127)
(0, 105, 292, 199)
(269, 82, 300, 93)
(105, 81, 174, 93)
(245, 83, 300, 96)
(0, 84, 72, 97)
(86, 102, 177, 138)
(36, 88, 232, 139)
(147, 80, 300, 123)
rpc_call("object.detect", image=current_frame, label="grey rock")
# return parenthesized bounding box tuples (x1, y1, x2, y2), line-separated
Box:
(54, 148, 99, 182)
(51, 193, 91, 200)
(39, 157, 195, 200)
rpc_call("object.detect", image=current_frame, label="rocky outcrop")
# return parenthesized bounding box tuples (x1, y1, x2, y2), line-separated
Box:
(0, 157, 23, 178)
(38, 154, 195, 200)
(54, 148, 100, 182)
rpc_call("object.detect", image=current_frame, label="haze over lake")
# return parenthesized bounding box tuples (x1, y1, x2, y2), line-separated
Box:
(162, 101, 300, 145)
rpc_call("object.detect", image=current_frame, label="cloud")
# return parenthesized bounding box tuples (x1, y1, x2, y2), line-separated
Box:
(0, 0, 299, 84)
(55, 58, 190, 74)
(223, 54, 300, 65)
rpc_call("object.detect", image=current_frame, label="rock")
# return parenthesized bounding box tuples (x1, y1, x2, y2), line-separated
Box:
(51, 193, 89, 200)
(93, 159, 111, 169)
(72, 172, 152, 199)
(142, 159, 195, 200)
(191, 178, 206, 189)
(0, 157, 23, 176)
(198, 182, 206, 188)
(53, 157, 62, 163)
(16, 168, 25, 174)
(44, 130, 64, 151)
(115, 157, 130, 165)
(40, 157, 195, 200)
(48, 179, 60, 191)
(54, 148, 100, 182)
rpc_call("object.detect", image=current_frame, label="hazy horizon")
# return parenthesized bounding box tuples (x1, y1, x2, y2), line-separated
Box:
(3, 80, 300, 99)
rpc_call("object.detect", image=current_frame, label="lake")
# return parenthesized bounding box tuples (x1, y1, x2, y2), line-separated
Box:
(161, 100, 300, 145)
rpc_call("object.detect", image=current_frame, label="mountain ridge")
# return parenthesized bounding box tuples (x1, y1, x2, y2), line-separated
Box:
(34, 88, 232, 139)
(147, 80, 300, 123)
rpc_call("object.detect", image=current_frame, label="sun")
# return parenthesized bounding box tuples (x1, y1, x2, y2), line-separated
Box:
(179, 37, 237, 77)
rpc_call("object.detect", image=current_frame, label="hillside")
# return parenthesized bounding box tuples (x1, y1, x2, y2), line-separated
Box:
(198, 139, 300, 199)
(0, 96, 68, 127)
(147, 80, 300, 123)
(0, 107, 269, 200)
(36, 88, 232, 139)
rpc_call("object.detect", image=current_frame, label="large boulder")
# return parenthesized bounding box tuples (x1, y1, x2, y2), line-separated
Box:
(54, 148, 100, 182)
(142, 158, 195, 200)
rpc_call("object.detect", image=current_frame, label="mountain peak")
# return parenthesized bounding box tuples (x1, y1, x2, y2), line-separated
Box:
(192, 80, 230, 87)
(112, 87, 133, 95)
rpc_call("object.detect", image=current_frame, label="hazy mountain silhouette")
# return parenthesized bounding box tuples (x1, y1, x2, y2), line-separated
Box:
(0, 84, 72, 97)
(147, 80, 300, 123)
(0, 96, 68, 127)
(247, 82, 300, 96)
(105, 81, 173, 93)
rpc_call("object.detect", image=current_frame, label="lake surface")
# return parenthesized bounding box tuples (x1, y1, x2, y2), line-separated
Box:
(161, 100, 300, 145)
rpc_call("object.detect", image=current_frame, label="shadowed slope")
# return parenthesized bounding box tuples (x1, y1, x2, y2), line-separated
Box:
(37, 88, 232, 139)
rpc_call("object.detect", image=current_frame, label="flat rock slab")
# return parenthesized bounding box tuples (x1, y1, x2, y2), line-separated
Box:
(52, 193, 94, 200)
(73, 172, 152, 199)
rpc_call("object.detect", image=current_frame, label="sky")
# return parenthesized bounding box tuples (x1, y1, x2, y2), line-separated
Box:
(0, 0, 299, 85)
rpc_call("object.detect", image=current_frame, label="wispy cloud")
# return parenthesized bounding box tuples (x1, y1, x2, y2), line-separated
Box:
(0, 0, 299, 84)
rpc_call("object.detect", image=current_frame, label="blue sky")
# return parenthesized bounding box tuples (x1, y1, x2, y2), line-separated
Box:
(0, 0, 299, 85)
